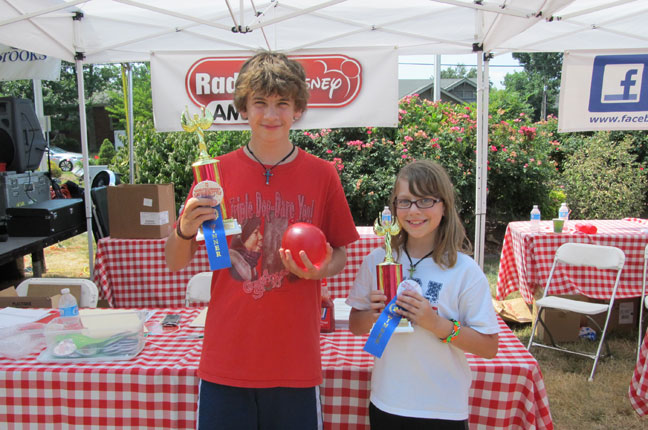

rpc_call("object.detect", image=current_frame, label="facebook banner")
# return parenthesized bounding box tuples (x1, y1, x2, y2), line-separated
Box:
(559, 50, 648, 132)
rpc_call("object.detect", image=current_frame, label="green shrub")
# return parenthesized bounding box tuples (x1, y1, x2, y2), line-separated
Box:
(48, 159, 62, 178)
(98, 139, 116, 165)
(561, 132, 647, 219)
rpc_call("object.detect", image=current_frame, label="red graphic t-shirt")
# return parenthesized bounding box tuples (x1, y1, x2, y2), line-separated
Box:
(197, 147, 359, 388)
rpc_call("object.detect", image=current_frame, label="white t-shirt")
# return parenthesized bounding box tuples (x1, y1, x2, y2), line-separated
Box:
(346, 247, 500, 420)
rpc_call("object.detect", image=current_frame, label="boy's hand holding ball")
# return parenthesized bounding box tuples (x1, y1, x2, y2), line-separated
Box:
(280, 222, 332, 279)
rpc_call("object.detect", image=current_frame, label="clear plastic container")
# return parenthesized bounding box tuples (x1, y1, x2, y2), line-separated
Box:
(40, 310, 147, 362)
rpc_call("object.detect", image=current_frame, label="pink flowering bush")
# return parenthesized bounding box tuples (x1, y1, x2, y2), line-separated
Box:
(292, 95, 559, 232)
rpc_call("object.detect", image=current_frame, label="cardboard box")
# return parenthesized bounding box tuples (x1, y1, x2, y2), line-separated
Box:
(585, 297, 640, 334)
(0, 284, 81, 308)
(532, 295, 583, 343)
(108, 184, 176, 239)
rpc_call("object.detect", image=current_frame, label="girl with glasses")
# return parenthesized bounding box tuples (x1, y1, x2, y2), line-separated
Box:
(347, 160, 499, 430)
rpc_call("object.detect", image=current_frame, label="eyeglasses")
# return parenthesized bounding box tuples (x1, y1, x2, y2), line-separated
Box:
(394, 198, 442, 210)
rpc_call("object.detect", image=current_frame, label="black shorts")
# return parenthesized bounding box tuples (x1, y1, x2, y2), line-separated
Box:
(197, 379, 320, 430)
(369, 402, 469, 430)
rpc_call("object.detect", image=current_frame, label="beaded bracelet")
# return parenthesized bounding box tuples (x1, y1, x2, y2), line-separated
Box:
(176, 218, 196, 241)
(441, 319, 461, 343)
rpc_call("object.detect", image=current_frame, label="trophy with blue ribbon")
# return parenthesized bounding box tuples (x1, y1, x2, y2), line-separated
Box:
(181, 106, 241, 271)
(363, 206, 413, 359)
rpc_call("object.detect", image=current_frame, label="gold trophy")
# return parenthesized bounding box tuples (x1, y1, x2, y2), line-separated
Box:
(374, 206, 412, 333)
(181, 106, 241, 237)
(374, 206, 402, 303)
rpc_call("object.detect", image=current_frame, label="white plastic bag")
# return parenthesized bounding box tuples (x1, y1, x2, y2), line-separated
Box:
(0, 322, 46, 359)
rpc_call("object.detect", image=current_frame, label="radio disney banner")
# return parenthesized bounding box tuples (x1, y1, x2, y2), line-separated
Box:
(559, 49, 648, 132)
(150, 47, 398, 131)
(0, 44, 60, 81)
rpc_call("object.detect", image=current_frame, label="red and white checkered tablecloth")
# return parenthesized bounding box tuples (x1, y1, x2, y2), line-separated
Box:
(496, 219, 648, 303)
(0, 310, 552, 430)
(326, 226, 382, 299)
(0, 308, 205, 430)
(93, 227, 381, 307)
(93, 237, 210, 307)
(630, 331, 648, 416)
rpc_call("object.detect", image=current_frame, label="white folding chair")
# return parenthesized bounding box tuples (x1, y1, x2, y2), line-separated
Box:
(186, 272, 212, 306)
(527, 243, 625, 381)
(16, 277, 99, 308)
(638, 244, 648, 363)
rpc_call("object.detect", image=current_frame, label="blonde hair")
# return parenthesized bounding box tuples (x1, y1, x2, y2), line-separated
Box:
(390, 160, 472, 269)
(233, 51, 310, 113)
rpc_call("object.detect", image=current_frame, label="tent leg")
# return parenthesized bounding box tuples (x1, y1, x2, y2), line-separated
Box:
(75, 58, 95, 278)
(474, 53, 490, 268)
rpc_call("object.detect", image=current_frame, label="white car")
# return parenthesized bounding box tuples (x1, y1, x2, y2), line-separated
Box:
(47, 146, 83, 172)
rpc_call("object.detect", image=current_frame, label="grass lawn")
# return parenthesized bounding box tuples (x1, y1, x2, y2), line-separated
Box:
(17, 233, 647, 429)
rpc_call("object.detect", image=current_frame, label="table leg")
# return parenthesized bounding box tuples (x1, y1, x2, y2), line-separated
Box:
(31, 248, 45, 277)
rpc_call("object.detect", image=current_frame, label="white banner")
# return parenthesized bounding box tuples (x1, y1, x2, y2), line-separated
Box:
(151, 47, 398, 131)
(0, 45, 60, 81)
(559, 49, 648, 132)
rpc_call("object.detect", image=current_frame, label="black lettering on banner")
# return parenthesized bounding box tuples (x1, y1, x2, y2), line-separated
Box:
(213, 104, 241, 121)
(0, 49, 48, 63)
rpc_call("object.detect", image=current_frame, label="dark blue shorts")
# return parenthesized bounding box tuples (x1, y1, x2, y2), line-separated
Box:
(197, 379, 320, 430)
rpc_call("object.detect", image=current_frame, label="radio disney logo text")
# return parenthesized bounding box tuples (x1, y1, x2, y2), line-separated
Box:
(185, 55, 362, 123)
(588, 54, 648, 113)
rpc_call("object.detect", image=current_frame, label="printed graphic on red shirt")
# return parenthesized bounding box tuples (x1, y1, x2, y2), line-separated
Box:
(227, 191, 316, 299)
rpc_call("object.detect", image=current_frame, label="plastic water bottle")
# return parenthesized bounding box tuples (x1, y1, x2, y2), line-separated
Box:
(558, 203, 569, 221)
(381, 206, 392, 226)
(58, 288, 81, 329)
(530, 205, 541, 231)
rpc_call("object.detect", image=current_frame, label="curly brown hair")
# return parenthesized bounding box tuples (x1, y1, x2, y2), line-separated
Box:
(233, 51, 310, 113)
(389, 160, 472, 269)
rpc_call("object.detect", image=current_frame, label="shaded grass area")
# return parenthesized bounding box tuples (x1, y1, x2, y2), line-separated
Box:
(21, 235, 648, 429)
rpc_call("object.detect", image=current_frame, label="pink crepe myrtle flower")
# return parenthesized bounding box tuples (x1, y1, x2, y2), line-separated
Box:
(331, 158, 344, 171)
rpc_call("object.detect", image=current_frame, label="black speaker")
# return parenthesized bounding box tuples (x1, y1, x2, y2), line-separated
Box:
(0, 97, 47, 173)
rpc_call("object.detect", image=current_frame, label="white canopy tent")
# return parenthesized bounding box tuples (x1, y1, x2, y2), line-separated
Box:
(1, 0, 647, 273)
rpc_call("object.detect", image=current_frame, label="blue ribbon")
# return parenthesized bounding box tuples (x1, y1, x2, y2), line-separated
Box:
(203, 205, 232, 271)
(363, 296, 403, 358)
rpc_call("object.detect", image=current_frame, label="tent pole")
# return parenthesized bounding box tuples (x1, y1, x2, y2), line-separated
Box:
(474, 52, 489, 269)
(32, 79, 48, 171)
(127, 63, 134, 184)
(73, 11, 94, 278)
(75, 57, 94, 278)
(434, 54, 441, 100)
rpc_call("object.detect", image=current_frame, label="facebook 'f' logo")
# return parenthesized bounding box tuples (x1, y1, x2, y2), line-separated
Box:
(589, 54, 648, 112)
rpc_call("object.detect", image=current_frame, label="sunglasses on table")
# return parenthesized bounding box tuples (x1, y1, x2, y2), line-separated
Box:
(394, 198, 442, 209)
